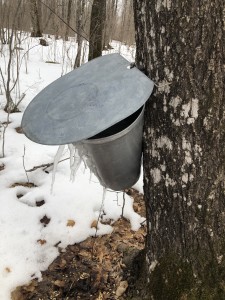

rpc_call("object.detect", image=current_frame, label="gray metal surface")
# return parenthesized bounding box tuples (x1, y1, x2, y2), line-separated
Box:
(77, 106, 144, 191)
(22, 53, 154, 145)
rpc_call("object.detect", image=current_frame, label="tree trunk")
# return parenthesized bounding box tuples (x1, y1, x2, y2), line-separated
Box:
(74, 0, 85, 68)
(64, 0, 72, 41)
(131, 0, 225, 299)
(29, 0, 42, 37)
(103, 0, 118, 50)
(88, 0, 106, 61)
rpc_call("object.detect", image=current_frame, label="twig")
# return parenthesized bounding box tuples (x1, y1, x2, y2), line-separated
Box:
(15, 92, 26, 107)
(9, 44, 40, 95)
(23, 145, 29, 183)
(0, 110, 10, 158)
(121, 192, 126, 217)
(26, 157, 69, 172)
(140, 219, 146, 226)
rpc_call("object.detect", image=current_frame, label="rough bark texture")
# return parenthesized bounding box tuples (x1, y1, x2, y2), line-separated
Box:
(88, 0, 106, 61)
(29, 0, 42, 37)
(131, 0, 225, 299)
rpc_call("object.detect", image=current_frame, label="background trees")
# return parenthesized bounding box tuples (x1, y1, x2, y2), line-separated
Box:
(0, 0, 135, 113)
(29, 0, 43, 37)
(88, 0, 106, 60)
(0, 0, 135, 46)
(132, 0, 225, 298)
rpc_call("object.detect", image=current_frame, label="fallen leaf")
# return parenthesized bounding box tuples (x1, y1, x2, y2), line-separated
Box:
(67, 219, 75, 227)
(37, 239, 46, 245)
(116, 280, 128, 297)
(79, 272, 89, 279)
(40, 215, 50, 226)
(5, 267, 11, 273)
(11, 288, 23, 300)
(36, 200, 45, 207)
(91, 220, 98, 229)
(96, 291, 104, 300)
(79, 249, 90, 258)
(23, 281, 37, 292)
(59, 258, 67, 268)
(53, 280, 65, 287)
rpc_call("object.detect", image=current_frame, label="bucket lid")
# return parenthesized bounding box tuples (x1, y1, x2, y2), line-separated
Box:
(22, 53, 154, 145)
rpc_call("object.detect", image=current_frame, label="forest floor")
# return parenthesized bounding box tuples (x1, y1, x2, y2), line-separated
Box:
(11, 189, 146, 300)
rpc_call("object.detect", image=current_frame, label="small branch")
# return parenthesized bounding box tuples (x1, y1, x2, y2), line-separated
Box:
(23, 145, 29, 183)
(121, 191, 126, 217)
(9, 44, 40, 94)
(15, 92, 26, 107)
(26, 157, 69, 172)
(0, 67, 7, 93)
(0, 111, 10, 158)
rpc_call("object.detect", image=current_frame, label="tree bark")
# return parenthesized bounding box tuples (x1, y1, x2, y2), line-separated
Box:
(74, 0, 85, 68)
(88, 0, 106, 61)
(29, 0, 42, 37)
(64, 0, 72, 41)
(131, 0, 225, 299)
(103, 0, 118, 49)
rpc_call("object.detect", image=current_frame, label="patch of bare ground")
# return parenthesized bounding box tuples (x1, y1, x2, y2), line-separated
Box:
(12, 189, 146, 300)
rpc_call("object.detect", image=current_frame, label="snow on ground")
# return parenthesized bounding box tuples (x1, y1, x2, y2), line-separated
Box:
(0, 35, 141, 299)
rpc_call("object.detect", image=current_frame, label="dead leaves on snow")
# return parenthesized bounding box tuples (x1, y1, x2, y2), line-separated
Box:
(10, 182, 37, 188)
(91, 219, 98, 229)
(66, 219, 76, 227)
(40, 215, 51, 226)
(13, 188, 146, 299)
(37, 239, 47, 245)
(5, 267, 11, 273)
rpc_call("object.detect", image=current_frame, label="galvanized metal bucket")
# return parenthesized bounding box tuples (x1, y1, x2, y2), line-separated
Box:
(79, 106, 144, 191)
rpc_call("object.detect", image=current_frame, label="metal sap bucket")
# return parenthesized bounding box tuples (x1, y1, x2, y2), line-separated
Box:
(79, 106, 144, 191)
(21, 54, 154, 191)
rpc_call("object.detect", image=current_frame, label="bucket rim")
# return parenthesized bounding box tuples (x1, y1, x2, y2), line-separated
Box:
(81, 105, 145, 145)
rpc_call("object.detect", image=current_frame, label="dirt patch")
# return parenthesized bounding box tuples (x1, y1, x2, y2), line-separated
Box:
(12, 189, 146, 300)
(0, 164, 5, 171)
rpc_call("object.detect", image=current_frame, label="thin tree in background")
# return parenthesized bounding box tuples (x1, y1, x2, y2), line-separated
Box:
(64, 0, 72, 41)
(29, 0, 42, 37)
(0, 0, 24, 113)
(129, 0, 225, 299)
(88, 0, 106, 61)
(104, 0, 118, 49)
(74, 0, 85, 68)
